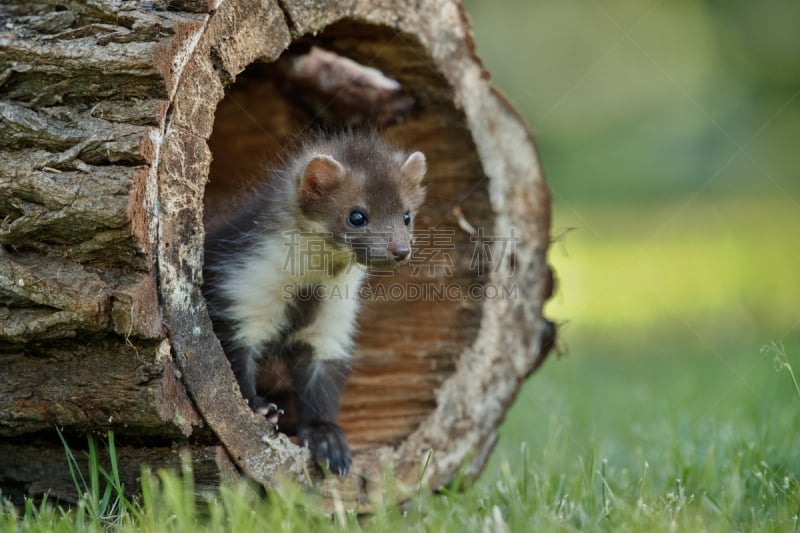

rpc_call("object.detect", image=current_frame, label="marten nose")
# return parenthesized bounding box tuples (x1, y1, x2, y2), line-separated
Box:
(390, 245, 410, 262)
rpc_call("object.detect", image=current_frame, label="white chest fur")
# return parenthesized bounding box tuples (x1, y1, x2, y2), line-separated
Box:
(219, 232, 366, 362)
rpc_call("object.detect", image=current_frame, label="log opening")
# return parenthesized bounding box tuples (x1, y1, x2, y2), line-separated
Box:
(204, 24, 490, 452)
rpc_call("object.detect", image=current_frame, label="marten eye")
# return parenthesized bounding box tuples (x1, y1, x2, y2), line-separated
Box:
(348, 209, 368, 227)
(403, 211, 411, 226)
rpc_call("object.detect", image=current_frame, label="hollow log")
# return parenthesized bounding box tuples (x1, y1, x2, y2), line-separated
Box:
(0, 0, 555, 510)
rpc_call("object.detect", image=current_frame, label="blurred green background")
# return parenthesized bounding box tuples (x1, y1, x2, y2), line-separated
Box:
(462, 0, 800, 515)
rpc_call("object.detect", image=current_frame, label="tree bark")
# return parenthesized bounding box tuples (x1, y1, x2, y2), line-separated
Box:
(0, 0, 555, 511)
(0, 440, 237, 504)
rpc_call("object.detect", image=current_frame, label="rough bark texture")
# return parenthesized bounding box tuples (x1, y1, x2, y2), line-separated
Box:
(0, 440, 237, 504)
(0, 0, 555, 512)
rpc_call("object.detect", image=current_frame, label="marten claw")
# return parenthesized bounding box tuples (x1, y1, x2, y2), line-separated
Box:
(299, 422, 351, 476)
(254, 401, 284, 429)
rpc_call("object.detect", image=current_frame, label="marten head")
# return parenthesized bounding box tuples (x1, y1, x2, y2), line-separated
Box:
(296, 133, 426, 270)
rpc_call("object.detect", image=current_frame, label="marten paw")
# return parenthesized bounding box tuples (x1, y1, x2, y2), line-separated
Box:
(298, 422, 351, 476)
(250, 398, 284, 429)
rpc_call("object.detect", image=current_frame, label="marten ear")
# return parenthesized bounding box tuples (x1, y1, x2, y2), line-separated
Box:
(400, 151, 426, 188)
(299, 154, 346, 201)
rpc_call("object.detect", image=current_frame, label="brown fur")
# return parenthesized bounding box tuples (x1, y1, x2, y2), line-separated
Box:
(202, 131, 427, 475)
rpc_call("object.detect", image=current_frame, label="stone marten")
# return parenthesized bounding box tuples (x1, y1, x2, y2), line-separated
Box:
(202, 131, 426, 475)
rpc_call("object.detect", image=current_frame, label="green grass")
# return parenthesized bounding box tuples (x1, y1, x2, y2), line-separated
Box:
(484, 340, 800, 532)
(2, 341, 798, 532)
(3, 198, 798, 531)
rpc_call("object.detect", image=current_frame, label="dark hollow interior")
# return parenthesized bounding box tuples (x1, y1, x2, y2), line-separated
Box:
(205, 22, 491, 448)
